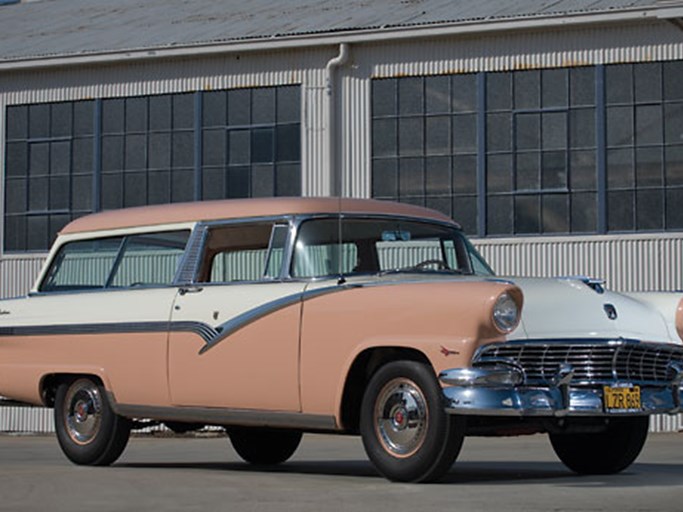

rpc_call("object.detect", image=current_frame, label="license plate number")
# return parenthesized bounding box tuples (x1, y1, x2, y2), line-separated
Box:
(603, 385, 641, 413)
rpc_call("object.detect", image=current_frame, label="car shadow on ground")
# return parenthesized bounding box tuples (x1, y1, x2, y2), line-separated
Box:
(115, 459, 683, 486)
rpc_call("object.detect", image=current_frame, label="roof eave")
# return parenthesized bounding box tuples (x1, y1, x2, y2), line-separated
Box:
(0, 5, 681, 72)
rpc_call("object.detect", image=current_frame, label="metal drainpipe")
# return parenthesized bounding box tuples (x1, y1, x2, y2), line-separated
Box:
(325, 43, 349, 197)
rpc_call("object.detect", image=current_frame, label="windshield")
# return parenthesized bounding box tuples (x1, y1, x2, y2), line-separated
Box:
(291, 217, 494, 278)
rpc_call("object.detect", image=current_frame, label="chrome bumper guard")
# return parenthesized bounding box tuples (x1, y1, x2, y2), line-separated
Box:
(439, 361, 683, 417)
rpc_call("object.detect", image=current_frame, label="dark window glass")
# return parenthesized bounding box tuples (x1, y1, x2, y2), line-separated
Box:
(72, 138, 93, 173)
(125, 97, 147, 132)
(252, 164, 275, 197)
(6, 142, 28, 176)
(452, 74, 477, 112)
(486, 73, 511, 111)
(276, 124, 300, 162)
(664, 103, 683, 145)
(453, 155, 477, 194)
(607, 190, 634, 231)
(487, 195, 512, 235)
(569, 150, 596, 191)
(124, 172, 147, 207)
(542, 194, 569, 233)
(29, 104, 50, 138)
(636, 147, 663, 188)
(5, 179, 27, 214)
(398, 78, 423, 115)
(487, 154, 513, 193)
(149, 170, 171, 204)
(372, 79, 397, 117)
(50, 141, 71, 175)
(570, 109, 595, 149)
(607, 106, 634, 147)
(486, 113, 511, 151)
(229, 130, 250, 165)
(275, 163, 301, 196)
(202, 129, 226, 166)
(571, 192, 597, 232)
(516, 153, 539, 190)
(228, 90, 250, 125)
(7, 105, 28, 139)
(252, 128, 274, 163)
(148, 133, 171, 169)
(425, 76, 450, 114)
(570, 67, 595, 106)
(172, 169, 194, 202)
(635, 63, 662, 103)
(663, 61, 683, 101)
(173, 94, 194, 130)
(607, 148, 634, 188)
(373, 119, 397, 157)
(102, 99, 124, 134)
(606, 64, 633, 104)
(514, 71, 540, 110)
(277, 86, 300, 123)
(398, 118, 424, 156)
(29, 143, 49, 176)
(516, 113, 540, 151)
(425, 156, 450, 194)
(149, 95, 172, 131)
(636, 189, 663, 231)
(542, 69, 568, 108)
(172, 132, 194, 168)
(73, 101, 94, 136)
(453, 114, 477, 152)
(203, 92, 226, 127)
(252, 88, 275, 124)
(372, 159, 398, 197)
(636, 105, 662, 145)
(399, 157, 424, 197)
(515, 195, 539, 234)
(51, 103, 72, 138)
(666, 188, 683, 229)
(124, 134, 147, 170)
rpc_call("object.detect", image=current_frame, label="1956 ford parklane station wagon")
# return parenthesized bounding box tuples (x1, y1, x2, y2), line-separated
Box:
(1, 197, 682, 483)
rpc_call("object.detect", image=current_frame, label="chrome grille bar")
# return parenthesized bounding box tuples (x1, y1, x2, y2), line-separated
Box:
(475, 340, 683, 386)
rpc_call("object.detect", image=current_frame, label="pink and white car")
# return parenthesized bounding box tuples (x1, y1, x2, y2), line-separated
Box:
(0, 197, 681, 482)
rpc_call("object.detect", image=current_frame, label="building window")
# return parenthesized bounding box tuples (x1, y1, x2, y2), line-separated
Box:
(5, 101, 95, 251)
(4, 85, 301, 252)
(371, 60, 683, 237)
(371, 75, 478, 234)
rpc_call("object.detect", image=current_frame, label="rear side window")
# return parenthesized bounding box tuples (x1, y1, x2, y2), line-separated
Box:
(39, 230, 190, 292)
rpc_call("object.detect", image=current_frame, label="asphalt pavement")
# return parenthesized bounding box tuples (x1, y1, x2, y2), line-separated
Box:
(0, 431, 681, 512)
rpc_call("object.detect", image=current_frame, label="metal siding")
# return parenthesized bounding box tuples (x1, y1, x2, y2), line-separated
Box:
(0, 256, 45, 299)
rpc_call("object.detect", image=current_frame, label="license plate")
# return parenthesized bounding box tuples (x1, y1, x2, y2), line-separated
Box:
(603, 385, 641, 413)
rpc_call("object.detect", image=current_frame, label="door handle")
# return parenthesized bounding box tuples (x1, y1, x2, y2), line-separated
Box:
(178, 286, 204, 296)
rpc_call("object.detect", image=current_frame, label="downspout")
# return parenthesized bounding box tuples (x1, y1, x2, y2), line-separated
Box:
(325, 43, 349, 197)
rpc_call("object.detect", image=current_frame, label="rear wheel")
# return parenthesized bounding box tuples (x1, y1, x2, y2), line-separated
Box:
(54, 377, 131, 466)
(549, 416, 649, 474)
(359, 360, 465, 482)
(229, 428, 302, 465)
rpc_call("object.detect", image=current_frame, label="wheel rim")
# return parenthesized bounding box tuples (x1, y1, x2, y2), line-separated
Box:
(63, 379, 103, 446)
(373, 377, 429, 458)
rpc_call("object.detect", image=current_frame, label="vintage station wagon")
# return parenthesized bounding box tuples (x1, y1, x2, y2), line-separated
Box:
(0, 197, 682, 482)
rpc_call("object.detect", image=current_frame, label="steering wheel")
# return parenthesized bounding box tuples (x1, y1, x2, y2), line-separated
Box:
(412, 259, 448, 270)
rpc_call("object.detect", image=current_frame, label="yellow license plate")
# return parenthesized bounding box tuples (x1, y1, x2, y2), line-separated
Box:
(603, 385, 641, 412)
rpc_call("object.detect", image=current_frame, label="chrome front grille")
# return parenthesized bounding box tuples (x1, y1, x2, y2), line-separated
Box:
(475, 340, 683, 385)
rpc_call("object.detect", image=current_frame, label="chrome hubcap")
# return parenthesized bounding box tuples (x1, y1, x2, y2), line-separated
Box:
(374, 378, 428, 458)
(63, 379, 102, 445)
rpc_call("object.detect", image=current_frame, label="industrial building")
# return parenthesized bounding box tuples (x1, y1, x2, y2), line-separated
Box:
(1, 0, 682, 432)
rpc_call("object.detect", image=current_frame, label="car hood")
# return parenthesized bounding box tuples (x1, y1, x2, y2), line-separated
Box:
(506, 277, 681, 344)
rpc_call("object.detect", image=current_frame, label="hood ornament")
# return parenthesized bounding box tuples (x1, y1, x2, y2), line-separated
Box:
(604, 304, 618, 320)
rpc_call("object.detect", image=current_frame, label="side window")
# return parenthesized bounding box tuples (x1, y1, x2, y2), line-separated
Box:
(108, 231, 190, 287)
(200, 222, 287, 283)
(292, 219, 358, 278)
(39, 230, 190, 292)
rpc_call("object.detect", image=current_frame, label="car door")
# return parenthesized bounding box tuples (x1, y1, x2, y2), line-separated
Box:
(167, 221, 305, 411)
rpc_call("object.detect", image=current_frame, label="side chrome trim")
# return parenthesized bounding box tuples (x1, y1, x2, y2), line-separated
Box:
(0, 321, 217, 343)
(112, 401, 339, 432)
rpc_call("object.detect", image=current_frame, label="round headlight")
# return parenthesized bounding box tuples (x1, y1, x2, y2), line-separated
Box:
(492, 292, 519, 333)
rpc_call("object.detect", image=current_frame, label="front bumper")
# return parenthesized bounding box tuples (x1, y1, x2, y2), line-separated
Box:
(439, 364, 683, 417)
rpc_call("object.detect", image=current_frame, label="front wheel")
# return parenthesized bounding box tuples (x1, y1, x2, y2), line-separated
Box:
(229, 428, 302, 465)
(360, 361, 466, 483)
(54, 377, 131, 466)
(549, 416, 649, 474)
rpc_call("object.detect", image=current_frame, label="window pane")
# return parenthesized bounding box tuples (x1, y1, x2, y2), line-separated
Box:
(29, 143, 49, 176)
(425, 156, 450, 194)
(228, 89, 251, 125)
(102, 99, 124, 133)
(173, 94, 194, 130)
(542, 112, 567, 150)
(29, 104, 49, 138)
(634, 63, 662, 103)
(202, 129, 225, 166)
(542, 150, 567, 189)
(453, 155, 477, 194)
(51, 103, 72, 137)
(277, 86, 300, 123)
(453, 114, 477, 152)
(203, 92, 226, 127)
(398, 77, 423, 115)
(542, 69, 568, 108)
(252, 88, 275, 124)
(73, 101, 94, 136)
(7, 105, 28, 139)
(172, 131, 194, 168)
(227, 166, 249, 198)
(5, 179, 27, 214)
(487, 195, 513, 235)
(398, 118, 424, 156)
(664, 103, 683, 145)
(372, 79, 397, 117)
(486, 73, 511, 111)
(516, 153, 539, 190)
(101, 172, 123, 210)
(251, 128, 274, 163)
(636, 189, 663, 231)
(570, 109, 595, 149)
(124, 134, 146, 170)
(102, 135, 124, 172)
(571, 192, 597, 232)
(252, 164, 275, 197)
(28, 176, 48, 210)
(570, 150, 596, 191)
(149, 95, 172, 131)
(663, 61, 683, 101)
(608, 190, 634, 231)
(228, 130, 250, 164)
(202, 168, 225, 200)
(125, 97, 147, 132)
(50, 141, 70, 175)
(542, 194, 569, 233)
(607, 148, 634, 189)
(426, 116, 450, 155)
(72, 138, 93, 174)
(124, 172, 147, 207)
(398, 157, 424, 197)
(666, 188, 683, 229)
(635, 105, 662, 145)
(515, 195, 539, 234)
(72, 174, 92, 211)
(607, 106, 634, 147)
(636, 147, 663, 187)
(665, 145, 683, 186)
(172, 169, 194, 202)
(275, 163, 301, 196)
(570, 67, 595, 106)
(516, 113, 540, 151)
(149, 133, 171, 169)
(4, 215, 27, 251)
(6, 142, 28, 176)
(149, 170, 171, 204)
(425, 76, 450, 114)
(26, 216, 48, 251)
(452, 195, 477, 234)
(487, 113, 511, 151)
(606, 64, 633, 104)
(452, 74, 477, 112)
(514, 71, 540, 109)
(487, 154, 513, 193)
(372, 118, 397, 157)
(372, 158, 398, 197)
(276, 124, 300, 162)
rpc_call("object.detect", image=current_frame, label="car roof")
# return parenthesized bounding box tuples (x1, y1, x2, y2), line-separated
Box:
(60, 197, 456, 235)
